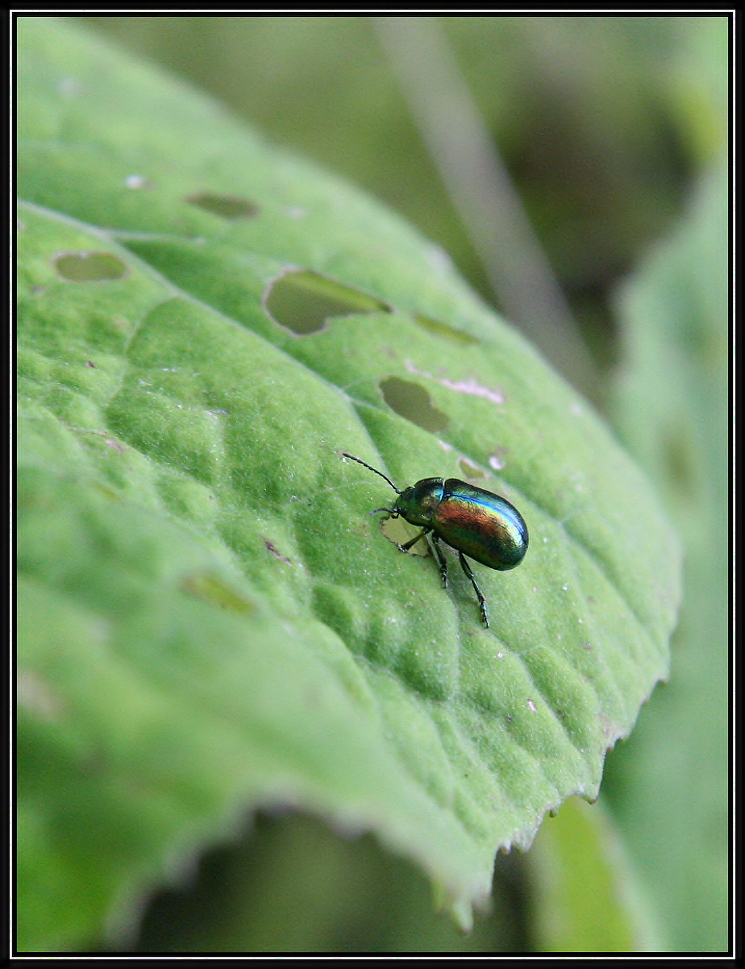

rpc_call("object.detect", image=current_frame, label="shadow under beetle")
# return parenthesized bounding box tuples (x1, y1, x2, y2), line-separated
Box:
(342, 452, 528, 628)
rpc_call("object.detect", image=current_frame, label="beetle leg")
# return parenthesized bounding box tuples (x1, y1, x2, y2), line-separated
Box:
(458, 552, 489, 628)
(398, 527, 429, 552)
(429, 534, 449, 588)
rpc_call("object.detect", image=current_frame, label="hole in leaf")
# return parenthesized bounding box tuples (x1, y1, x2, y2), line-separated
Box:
(181, 574, 255, 616)
(379, 377, 449, 433)
(381, 516, 430, 555)
(458, 458, 486, 479)
(488, 449, 509, 471)
(662, 422, 697, 496)
(54, 251, 129, 282)
(57, 77, 81, 97)
(414, 313, 479, 346)
(18, 669, 62, 721)
(185, 192, 259, 219)
(263, 538, 293, 566)
(265, 269, 391, 335)
(124, 174, 150, 189)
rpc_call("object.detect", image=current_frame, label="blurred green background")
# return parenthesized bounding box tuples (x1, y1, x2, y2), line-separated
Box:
(81, 15, 725, 393)
(65, 15, 729, 952)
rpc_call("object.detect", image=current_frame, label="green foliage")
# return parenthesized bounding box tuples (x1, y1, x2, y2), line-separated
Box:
(134, 812, 522, 953)
(528, 796, 661, 952)
(603, 161, 728, 952)
(79, 16, 727, 327)
(17, 17, 681, 951)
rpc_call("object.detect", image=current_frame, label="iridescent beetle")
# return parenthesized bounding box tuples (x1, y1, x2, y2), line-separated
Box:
(343, 453, 528, 627)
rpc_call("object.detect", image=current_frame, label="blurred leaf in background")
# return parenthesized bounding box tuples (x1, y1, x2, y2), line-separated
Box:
(81, 15, 724, 384)
(132, 810, 527, 953)
(17, 15, 727, 953)
(601, 158, 729, 952)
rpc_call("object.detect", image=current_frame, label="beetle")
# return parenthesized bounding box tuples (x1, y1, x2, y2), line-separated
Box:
(342, 452, 528, 627)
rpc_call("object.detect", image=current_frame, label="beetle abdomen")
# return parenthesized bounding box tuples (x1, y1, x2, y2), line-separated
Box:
(435, 479, 528, 571)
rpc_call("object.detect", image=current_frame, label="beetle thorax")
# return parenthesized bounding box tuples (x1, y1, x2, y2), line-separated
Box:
(395, 478, 445, 527)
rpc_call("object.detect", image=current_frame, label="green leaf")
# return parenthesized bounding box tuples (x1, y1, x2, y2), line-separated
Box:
(604, 160, 728, 951)
(527, 797, 664, 952)
(17, 17, 681, 950)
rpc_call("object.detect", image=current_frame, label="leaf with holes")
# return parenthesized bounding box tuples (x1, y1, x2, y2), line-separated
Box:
(17, 17, 681, 950)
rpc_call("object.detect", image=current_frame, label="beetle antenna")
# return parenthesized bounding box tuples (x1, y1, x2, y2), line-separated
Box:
(342, 452, 401, 494)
